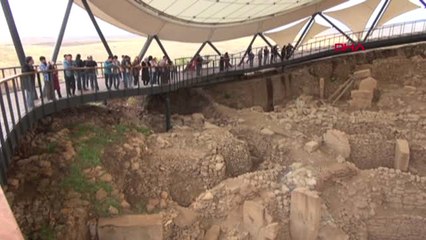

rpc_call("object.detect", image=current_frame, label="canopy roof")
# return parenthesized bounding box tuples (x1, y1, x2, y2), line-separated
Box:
(74, 0, 345, 42)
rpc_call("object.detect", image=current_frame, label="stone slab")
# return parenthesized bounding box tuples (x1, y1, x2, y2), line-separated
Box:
(290, 188, 321, 240)
(395, 139, 410, 172)
(98, 214, 162, 240)
(353, 69, 371, 80)
(359, 77, 377, 91)
(243, 200, 265, 237)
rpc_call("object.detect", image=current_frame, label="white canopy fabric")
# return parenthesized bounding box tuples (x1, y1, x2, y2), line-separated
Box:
(376, 0, 421, 26)
(74, 0, 346, 43)
(265, 18, 310, 45)
(325, 0, 381, 33)
(301, 22, 330, 44)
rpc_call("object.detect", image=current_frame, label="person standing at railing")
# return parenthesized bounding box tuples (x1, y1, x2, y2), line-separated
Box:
(247, 49, 255, 68)
(39, 56, 54, 101)
(286, 43, 294, 60)
(257, 47, 263, 66)
(121, 55, 132, 88)
(63, 54, 76, 96)
(85, 56, 99, 91)
(132, 56, 141, 87)
(219, 55, 225, 72)
(281, 44, 287, 61)
(271, 45, 279, 63)
(74, 54, 86, 91)
(224, 52, 232, 70)
(195, 54, 203, 77)
(50, 62, 62, 98)
(158, 56, 168, 84)
(21, 56, 36, 109)
(141, 60, 150, 86)
(112, 55, 121, 89)
(263, 46, 270, 65)
(104, 56, 113, 90)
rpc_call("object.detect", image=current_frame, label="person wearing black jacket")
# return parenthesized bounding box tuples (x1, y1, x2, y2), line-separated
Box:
(75, 54, 86, 91)
(21, 56, 36, 109)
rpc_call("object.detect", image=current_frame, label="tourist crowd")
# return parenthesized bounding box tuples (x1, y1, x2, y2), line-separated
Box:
(19, 44, 295, 110)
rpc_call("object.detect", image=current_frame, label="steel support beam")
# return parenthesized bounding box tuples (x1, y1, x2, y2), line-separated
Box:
(153, 35, 171, 62)
(363, 0, 390, 42)
(138, 35, 154, 61)
(294, 14, 317, 50)
(258, 33, 282, 59)
(1, 0, 26, 66)
(206, 41, 221, 56)
(186, 41, 207, 70)
(82, 0, 113, 56)
(52, 0, 74, 63)
(239, 33, 258, 66)
(319, 13, 355, 43)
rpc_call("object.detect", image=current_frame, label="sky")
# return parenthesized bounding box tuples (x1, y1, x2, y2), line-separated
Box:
(0, 0, 425, 43)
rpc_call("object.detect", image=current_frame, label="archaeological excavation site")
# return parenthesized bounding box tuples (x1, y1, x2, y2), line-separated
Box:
(2, 43, 426, 240)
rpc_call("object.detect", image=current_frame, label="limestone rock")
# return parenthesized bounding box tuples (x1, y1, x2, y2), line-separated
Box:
(97, 214, 163, 240)
(258, 222, 280, 240)
(350, 90, 373, 109)
(395, 139, 410, 172)
(204, 225, 221, 240)
(96, 189, 108, 201)
(304, 141, 319, 153)
(100, 173, 113, 182)
(318, 225, 349, 240)
(290, 188, 321, 240)
(174, 207, 198, 228)
(359, 77, 377, 91)
(353, 69, 371, 80)
(323, 129, 351, 158)
(260, 128, 275, 136)
(108, 206, 119, 215)
(243, 200, 265, 237)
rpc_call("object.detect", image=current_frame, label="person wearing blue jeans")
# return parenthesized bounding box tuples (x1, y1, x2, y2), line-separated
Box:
(104, 56, 113, 89)
(85, 56, 99, 90)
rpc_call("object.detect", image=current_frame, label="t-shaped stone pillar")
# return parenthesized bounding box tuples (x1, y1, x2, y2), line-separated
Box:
(395, 139, 410, 172)
(290, 188, 321, 240)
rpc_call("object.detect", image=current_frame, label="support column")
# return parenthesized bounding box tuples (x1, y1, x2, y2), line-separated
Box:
(265, 78, 274, 112)
(153, 35, 171, 62)
(138, 35, 154, 61)
(319, 13, 355, 43)
(81, 0, 113, 56)
(1, 0, 26, 66)
(239, 33, 258, 66)
(165, 93, 171, 131)
(52, 0, 73, 63)
(363, 0, 390, 42)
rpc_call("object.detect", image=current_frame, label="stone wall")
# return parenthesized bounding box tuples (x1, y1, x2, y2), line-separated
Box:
(204, 42, 426, 109)
(367, 215, 426, 240)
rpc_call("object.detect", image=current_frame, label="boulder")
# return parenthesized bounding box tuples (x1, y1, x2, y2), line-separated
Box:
(304, 141, 319, 153)
(323, 130, 351, 158)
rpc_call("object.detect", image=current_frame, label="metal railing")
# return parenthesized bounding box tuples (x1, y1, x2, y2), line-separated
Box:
(0, 19, 426, 186)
